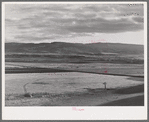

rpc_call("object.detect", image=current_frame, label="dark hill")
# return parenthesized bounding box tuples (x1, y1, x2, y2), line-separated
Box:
(5, 42, 143, 55)
(5, 42, 101, 55)
(87, 43, 143, 55)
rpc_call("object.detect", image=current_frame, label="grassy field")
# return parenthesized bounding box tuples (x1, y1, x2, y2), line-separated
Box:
(5, 72, 143, 95)
(5, 53, 144, 64)
(5, 62, 144, 77)
(5, 83, 144, 106)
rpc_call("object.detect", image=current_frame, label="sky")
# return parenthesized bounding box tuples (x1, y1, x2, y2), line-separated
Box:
(5, 3, 144, 45)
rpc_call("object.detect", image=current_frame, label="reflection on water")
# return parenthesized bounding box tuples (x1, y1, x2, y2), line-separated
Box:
(5, 72, 143, 94)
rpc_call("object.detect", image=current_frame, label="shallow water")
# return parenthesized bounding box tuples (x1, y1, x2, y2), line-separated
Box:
(5, 72, 143, 95)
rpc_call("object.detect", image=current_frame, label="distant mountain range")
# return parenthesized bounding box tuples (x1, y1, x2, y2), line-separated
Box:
(5, 42, 144, 55)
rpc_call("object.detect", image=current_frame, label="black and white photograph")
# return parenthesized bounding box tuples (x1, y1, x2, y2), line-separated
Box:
(2, 2, 147, 120)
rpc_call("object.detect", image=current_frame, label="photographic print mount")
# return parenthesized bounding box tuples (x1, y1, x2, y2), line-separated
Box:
(2, 1, 147, 120)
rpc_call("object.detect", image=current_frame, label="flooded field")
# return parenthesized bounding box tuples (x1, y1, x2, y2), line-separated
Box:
(5, 72, 143, 95)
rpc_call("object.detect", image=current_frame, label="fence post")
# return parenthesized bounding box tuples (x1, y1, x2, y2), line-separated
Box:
(103, 82, 107, 90)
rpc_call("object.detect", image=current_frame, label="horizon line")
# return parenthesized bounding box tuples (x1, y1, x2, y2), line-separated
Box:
(5, 41, 144, 45)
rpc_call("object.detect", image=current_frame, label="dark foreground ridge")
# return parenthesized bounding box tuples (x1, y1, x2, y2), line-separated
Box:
(114, 84, 144, 94)
(98, 95, 144, 106)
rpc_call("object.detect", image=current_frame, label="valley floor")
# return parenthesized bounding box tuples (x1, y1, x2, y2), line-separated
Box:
(5, 62, 144, 106)
(5, 62, 144, 76)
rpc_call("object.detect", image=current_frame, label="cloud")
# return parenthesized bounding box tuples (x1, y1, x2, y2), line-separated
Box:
(63, 22, 143, 34)
(132, 17, 144, 23)
(15, 35, 58, 41)
(61, 17, 143, 33)
(5, 4, 144, 43)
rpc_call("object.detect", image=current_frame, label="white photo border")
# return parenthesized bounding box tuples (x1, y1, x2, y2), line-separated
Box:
(2, 1, 148, 120)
